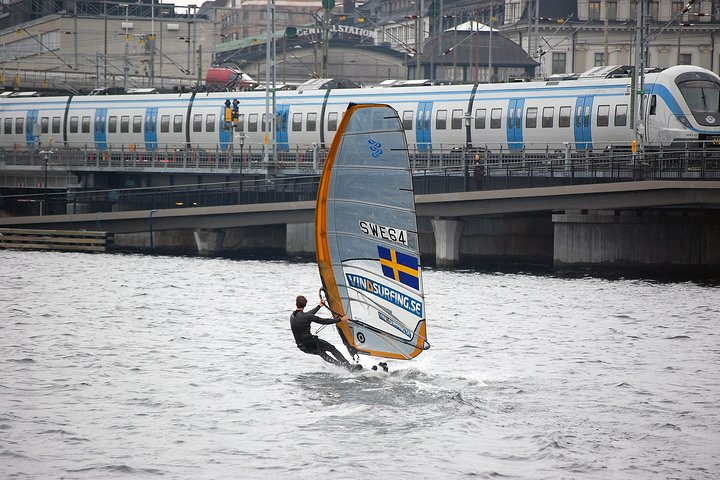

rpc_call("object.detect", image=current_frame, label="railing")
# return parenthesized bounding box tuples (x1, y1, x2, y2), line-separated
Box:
(2, 142, 720, 216)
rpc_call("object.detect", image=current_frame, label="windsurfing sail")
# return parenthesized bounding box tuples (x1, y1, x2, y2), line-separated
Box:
(315, 103, 430, 360)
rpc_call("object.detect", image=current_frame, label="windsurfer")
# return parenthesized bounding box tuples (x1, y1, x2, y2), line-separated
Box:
(290, 295, 361, 371)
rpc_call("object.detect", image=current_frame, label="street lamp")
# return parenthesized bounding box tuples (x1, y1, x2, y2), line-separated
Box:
(39, 149, 53, 215)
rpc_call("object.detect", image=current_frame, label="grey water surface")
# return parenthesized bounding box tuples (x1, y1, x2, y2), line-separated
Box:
(1, 250, 719, 479)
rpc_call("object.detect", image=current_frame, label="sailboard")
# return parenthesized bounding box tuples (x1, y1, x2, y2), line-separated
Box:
(315, 103, 430, 361)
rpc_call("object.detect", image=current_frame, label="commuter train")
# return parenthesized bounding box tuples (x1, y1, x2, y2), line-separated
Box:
(2, 64, 720, 153)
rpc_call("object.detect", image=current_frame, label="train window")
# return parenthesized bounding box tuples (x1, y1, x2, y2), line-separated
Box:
(133, 115, 142, 133)
(248, 113, 258, 132)
(206, 114, 216, 132)
(148, 116, 156, 134)
(40, 117, 49, 134)
(236, 114, 245, 132)
(614, 105, 628, 126)
(559, 106, 571, 128)
(490, 108, 502, 129)
(160, 115, 170, 133)
(292, 113, 302, 131)
(261, 113, 268, 132)
(597, 105, 610, 127)
(575, 106, 582, 128)
(526, 107, 538, 128)
(328, 112, 338, 131)
(52, 117, 61, 134)
(108, 116, 117, 133)
(474, 109, 486, 129)
(402, 111, 413, 130)
(584, 105, 590, 127)
(307, 112, 317, 131)
(515, 107, 522, 129)
(121, 116, 129, 133)
(451, 109, 463, 129)
(436, 110, 447, 130)
(4, 118, 11, 134)
(542, 107, 554, 128)
(82, 116, 91, 134)
(173, 115, 183, 133)
(193, 114, 202, 132)
(16, 118, 24, 134)
(508, 108, 515, 129)
(69, 116, 78, 133)
(649, 95, 657, 115)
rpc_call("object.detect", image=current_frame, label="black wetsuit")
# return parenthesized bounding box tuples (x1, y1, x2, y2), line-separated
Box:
(290, 305, 352, 368)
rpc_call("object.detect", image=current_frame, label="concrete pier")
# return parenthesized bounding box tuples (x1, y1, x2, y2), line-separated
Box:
(193, 229, 226, 257)
(553, 209, 720, 269)
(431, 217, 464, 267)
(286, 223, 316, 257)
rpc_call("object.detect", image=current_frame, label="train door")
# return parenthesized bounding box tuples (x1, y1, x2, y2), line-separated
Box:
(219, 105, 232, 151)
(507, 98, 525, 150)
(416, 101, 433, 150)
(574, 96, 594, 150)
(94, 108, 108, 151)
(276, 105, 289, 152)
(144, 107, 158, 150)
(26, 109, 38, 148)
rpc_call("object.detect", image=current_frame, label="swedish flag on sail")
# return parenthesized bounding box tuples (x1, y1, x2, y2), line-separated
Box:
(378, 246, 419, 290)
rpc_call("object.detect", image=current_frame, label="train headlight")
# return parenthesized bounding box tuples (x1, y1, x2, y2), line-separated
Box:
(677, 115, 692, 129)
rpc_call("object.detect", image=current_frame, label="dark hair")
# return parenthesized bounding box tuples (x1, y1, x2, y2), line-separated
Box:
(296, 295, 308, 308)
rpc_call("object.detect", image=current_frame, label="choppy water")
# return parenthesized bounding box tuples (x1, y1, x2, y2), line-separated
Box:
(1, 250, 719, 479)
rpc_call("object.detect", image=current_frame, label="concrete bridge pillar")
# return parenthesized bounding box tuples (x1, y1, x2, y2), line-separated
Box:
(286, 222, 316, 257)
(193, 229, 226, 257)
(431, 217, 464, 267)
(553, 209, 720, 269)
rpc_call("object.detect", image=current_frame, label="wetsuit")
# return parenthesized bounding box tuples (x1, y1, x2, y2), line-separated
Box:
(290, 305, 353, 369)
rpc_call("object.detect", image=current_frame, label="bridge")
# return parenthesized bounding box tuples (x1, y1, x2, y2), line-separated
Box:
(2, 180, 719, 270)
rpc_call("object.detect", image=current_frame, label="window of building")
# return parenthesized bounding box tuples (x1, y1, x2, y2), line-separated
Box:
(248, 113, 258, 132)
(82, 116, 91, 133)
(108, 116, 117, 133)
(4, 118, 12, 134)
(607, 1, 617, 20)
(40, 117, 49, 134)
(133, 115, 142, 133)
(559, 106, 571, 128)
(292, 113, 302, 131)
(206, 114, 216, 132)
(160, 115, 169, 133)
(52, 117, 61, 134)
(328, 112, 338, 131)
(597, 105, 610, 127)
(542, 107, 554, 128)
(679, 53, 692, 65)
(614, 104, 628, 126)
(589, 1, 601, 20)
(552, 52, 567, 74)
(307, 112, 317, 131)
(451, 109, 464, 129)
(193, 114, 203, 132)
(173, 115, 183, 133)
(526, 107, 538, 128)
(121, 116, 130, 133)
(475, 108, 486, 129)
(490, 108, 502, 129)
(402, 110, 413, 130)
(16, 117, 24, 134)
(595, 53, 604, 67)
(436, 110, 447, 130)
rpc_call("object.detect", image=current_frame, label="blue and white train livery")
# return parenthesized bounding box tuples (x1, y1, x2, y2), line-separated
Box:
(2, 65, 720, 153)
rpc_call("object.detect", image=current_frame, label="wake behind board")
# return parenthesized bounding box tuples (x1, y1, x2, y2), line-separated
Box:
(315, 103, 430, 363)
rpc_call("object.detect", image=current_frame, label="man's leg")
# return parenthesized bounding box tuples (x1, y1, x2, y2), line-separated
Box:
(315, 338, 352, 368)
